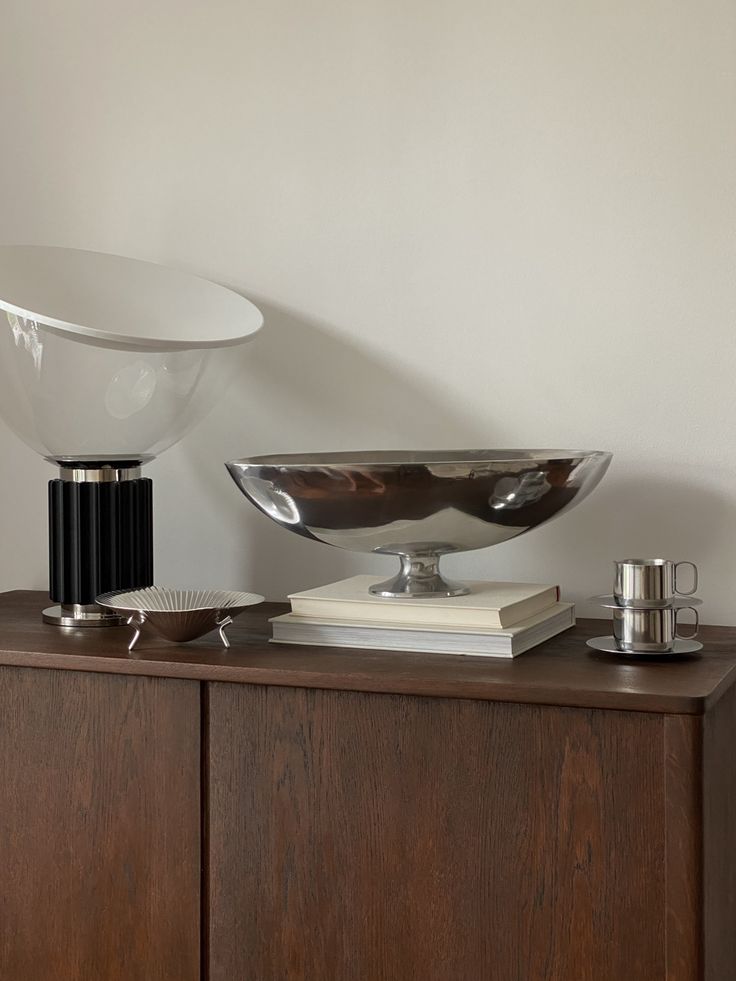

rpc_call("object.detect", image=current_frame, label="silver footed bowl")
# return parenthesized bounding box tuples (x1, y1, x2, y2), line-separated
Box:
(226, 450, 612, 598)
(96, 587, 264, 650)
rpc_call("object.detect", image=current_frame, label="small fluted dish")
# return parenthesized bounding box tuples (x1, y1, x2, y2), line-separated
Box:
(96, 587, 264, 650)
(226, 449, 612, 598)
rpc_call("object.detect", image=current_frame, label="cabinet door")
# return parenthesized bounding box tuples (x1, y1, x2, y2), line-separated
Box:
(0, 667, 200, 981)
(207, 684, 667, 981)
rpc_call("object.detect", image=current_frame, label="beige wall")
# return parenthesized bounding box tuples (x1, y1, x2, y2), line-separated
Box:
(1, 0, 734, 619)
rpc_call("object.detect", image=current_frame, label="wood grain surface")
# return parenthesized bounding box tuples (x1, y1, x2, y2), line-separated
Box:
(207, 683, 666, 981)
(704, 678, 736, 979)
(664, 715, 704, 979)
(1, 590, 736, 713)
(0, 666, 200, 981)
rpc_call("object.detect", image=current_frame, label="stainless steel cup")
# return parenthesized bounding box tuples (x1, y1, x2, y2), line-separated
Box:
(612, 606, 699, 653)
(613, 558, 698, 608)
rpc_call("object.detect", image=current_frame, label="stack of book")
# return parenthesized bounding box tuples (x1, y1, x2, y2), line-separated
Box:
(270, 575, 574, 658)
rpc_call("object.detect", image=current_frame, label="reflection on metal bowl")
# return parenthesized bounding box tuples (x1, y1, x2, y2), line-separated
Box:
(226, 450, 612, 598)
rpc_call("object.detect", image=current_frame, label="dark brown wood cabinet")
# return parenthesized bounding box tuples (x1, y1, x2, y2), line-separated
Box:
(0, 665, 201, 981)
(1, 590, 735, 980)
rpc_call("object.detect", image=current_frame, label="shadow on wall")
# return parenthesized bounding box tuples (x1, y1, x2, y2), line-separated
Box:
(552, 469, 734, 618)
(177, 298, 505, 596)
(169, 299, 730, 609)
(437, 463, 732, 622)
(571, 471, 731, 562)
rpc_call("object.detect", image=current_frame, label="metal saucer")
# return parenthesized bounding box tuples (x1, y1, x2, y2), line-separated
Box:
(589, 595, 703, 610)
(586, 635, 703, 657)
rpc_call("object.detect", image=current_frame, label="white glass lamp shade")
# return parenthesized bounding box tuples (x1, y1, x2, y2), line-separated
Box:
(0, 246, 263, 463)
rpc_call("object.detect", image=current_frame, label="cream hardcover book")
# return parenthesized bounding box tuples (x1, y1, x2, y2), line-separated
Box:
(270, 602, 575, 658)
(288, 575, 560, 629)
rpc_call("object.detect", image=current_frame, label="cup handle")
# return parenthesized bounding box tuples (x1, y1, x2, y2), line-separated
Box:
(675, 561, 698, 596)
(676, 607, 699, 641)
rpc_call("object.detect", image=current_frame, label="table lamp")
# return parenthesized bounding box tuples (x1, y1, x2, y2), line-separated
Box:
(0, 245, 263, 626)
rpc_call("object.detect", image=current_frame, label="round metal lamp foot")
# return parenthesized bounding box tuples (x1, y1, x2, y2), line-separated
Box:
(369, 554, 470, 599)
(42, 604, 128, 628)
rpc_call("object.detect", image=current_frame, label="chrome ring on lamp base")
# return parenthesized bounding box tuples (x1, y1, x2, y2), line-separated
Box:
(42, 603, 128, 627)
(44, 461, 153, 628)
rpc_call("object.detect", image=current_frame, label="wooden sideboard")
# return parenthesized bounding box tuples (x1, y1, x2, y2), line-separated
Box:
(0, 589, 735, 980)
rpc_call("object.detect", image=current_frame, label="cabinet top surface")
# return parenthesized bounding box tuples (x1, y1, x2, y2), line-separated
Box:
(1, 590, 736, 714)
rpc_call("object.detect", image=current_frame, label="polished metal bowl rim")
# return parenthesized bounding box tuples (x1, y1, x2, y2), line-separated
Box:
(96, 586, 264, 613)
(228, 448, 611, 468)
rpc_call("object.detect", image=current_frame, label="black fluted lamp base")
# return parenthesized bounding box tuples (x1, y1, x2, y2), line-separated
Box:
(43, 463, 153, 628)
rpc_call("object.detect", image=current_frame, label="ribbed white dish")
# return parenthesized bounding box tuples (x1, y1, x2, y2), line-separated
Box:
(97, 587, 264, 648)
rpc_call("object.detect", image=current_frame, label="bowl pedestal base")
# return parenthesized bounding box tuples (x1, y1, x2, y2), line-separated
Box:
(369, 553, 470, 599)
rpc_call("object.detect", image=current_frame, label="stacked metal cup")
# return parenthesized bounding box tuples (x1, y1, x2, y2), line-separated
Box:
(607, 559, 700, 654)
